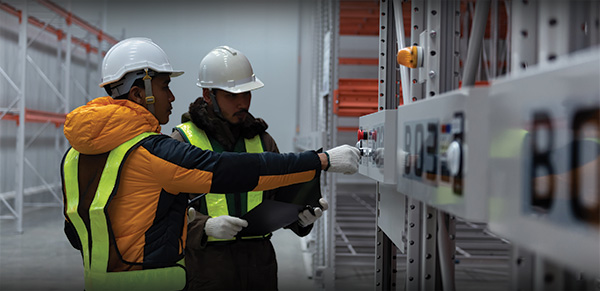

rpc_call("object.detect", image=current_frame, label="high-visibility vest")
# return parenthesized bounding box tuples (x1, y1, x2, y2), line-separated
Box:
(63, 132, 186, 291)
(175, 121, 267, 242)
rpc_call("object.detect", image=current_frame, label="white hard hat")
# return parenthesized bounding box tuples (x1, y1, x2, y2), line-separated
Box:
(99, 37, 183, 88)
(197, 46, 263, 93)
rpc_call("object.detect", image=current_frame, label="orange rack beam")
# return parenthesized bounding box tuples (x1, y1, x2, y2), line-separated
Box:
(333, 78, 379, 117)
(37, 0, 118, 45)
(0, 1, 118, 55)
(1, 108, 66, 127)
(339, 0, 379, 35)
(340, 0, 411, 36)
(339, 58, 378, 65)
(337, 126, 359, 132)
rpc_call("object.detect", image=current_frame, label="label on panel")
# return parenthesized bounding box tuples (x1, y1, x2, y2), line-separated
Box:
(396, 87, 490, 222)
(487, 48, 600, 275)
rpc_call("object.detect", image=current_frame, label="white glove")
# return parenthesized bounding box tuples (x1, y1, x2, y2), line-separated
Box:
(298, 198, 329, 227)
(325, 145, 360, 174)
(204, 215, 248, 239)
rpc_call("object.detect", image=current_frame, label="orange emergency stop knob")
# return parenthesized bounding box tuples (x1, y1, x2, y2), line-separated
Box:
(397, 46, 422, 69)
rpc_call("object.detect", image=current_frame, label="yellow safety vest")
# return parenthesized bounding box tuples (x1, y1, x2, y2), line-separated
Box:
(63, 132, 186, 291)
(175, 121, 266, 242)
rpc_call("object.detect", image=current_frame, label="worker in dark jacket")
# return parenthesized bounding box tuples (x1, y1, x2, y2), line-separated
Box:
(171, 46, 329, 290)
(61, 38, 359, 291)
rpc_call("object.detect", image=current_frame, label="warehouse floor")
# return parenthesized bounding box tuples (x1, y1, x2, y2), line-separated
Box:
(0, 205, 359, 291)
(0, 192, 515, 291)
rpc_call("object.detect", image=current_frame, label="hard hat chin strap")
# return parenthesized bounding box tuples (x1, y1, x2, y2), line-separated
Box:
(143, 69, 155, 116)
(109, 71, 143, 98)
(209, 90, 221, 115)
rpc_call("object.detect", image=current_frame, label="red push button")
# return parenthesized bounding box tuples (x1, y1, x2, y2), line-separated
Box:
(357, 129, 368, 141)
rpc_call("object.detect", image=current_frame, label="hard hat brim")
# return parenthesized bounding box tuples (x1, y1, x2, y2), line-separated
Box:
(196, 78, 264, 94)
(170, 71, 184, 78)
(99, 69, 184, 87)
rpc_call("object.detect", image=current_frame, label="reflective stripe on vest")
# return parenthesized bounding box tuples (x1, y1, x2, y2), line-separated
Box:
(63, 132, 186, 291)
(176, 121, 265, 241)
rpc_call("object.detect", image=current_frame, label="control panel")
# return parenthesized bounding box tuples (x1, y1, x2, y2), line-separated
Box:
(487, 48, 600, 275)
(396, 86, 490, 222)
(357, 110, 397, 184)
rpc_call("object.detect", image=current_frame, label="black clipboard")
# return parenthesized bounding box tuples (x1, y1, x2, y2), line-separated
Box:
(273, 173, 321, 207)
(237, 200, 304, 236)
(237, 174, 322, 237)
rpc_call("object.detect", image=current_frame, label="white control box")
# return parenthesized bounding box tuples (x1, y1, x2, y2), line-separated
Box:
(396, 86, 491, 222)
(357, 110, 397, 184)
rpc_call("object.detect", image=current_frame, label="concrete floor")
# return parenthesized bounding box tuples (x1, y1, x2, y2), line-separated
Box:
(0, 205, 360, 291)
(0, 206, 83, 291)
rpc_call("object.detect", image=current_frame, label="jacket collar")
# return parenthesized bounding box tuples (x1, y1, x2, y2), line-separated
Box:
(64, 96, 161, 154)
(183, 97, 268, 151)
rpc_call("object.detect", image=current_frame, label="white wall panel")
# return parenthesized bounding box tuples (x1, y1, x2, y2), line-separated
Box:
(101, 0, 302, 152)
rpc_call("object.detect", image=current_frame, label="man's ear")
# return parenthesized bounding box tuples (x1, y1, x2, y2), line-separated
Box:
(202, 88, 212, 104)
(128, 86, 145, 105)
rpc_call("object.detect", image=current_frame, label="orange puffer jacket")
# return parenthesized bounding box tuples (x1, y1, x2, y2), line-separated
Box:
(62, 96, 321, 272)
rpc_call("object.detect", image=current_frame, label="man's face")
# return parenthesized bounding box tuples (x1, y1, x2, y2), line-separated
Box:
(148, 74, 175, 124)
(209, 89, 252, 124)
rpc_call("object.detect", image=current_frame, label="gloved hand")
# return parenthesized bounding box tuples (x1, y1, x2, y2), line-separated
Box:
(204, 215, 248, 239)
(298, 198, 329, 227)
(324, 144, 360, 174)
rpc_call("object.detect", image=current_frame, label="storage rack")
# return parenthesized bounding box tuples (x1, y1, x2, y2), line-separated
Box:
(0, 0, 118, 233)
(370, 1, 600, 290)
